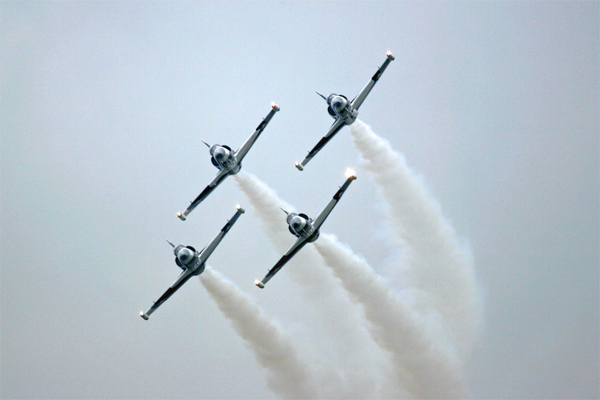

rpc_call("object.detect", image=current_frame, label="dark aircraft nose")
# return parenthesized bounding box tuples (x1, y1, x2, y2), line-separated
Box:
(290, 216, 306, 232)
(177, 247, 194, 264)
(214, 147, 230, 161)
(331, 96, 346, 111)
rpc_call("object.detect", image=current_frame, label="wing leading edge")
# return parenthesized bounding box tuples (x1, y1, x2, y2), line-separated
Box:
(255, 237, 308, 289)
(351, 51, 395, 111)
(197, 205, 245, 264)
(295, 118, 345, 171)
(313, 173, 357, 231)
(140, 269, 195, 320)
(178, 170, 230, 221)
(235, 103, 280, 162)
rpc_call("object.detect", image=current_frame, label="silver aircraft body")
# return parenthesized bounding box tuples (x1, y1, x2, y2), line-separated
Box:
(295, 52, 395, 171)
(255, 172, 357, 288)
(178, 103, 280, 221)
(140, 205, 245, 320)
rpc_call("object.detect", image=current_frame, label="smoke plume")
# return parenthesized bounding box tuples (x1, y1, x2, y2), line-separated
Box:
(234, 172, 406, 399)
(315, 233, 467, 398)
(349, 119, 479, 354)
(200, 266, 317, 399)
(201, 121, 479, 399)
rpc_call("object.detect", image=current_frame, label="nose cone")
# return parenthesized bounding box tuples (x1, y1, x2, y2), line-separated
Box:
(214, 147, 230, 161)
(290, 216, 306, 232)
(331, 96, 346, 111)
(177, 247, 194, 265)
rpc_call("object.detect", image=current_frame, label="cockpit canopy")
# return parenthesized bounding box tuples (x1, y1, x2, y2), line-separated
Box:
(213, 146, 231, 162)
(330, 95, 348, 112)
(209, 144, 235, 169)
(287, 212, 314, 239)
(288, 214, 307, 233)
(174, 245, 196, 266)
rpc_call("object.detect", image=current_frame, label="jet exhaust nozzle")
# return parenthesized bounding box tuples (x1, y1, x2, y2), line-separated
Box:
(255, 280, 265, 289)
(177, 212, 187, 221)
(140, 311, 149, 320)
(295, 161, 304, 171)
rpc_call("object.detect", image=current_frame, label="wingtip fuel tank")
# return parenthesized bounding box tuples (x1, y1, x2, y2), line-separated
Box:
(345, 167, 357, 180)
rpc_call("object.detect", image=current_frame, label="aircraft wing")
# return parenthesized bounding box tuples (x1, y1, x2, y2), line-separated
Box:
(295, 118, 345, 171)
(235, 103, 280, 162)
(198, 205, 245, 263)
(313, 174, 357, 231)
(140, 268, 195, 320)
(178, 169, 230, 220)
(255, 237, 308, 288)
(351, 51, 395, 111)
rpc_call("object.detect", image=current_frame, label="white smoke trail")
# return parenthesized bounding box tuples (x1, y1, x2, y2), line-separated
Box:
(199, 266, 318, 399)
(315, 233, 467, 399)
(234, 172, 407, 399)
(349, 120, 479, 355)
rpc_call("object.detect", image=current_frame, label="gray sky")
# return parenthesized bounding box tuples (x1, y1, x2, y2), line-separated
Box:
(1, 1, 598, 399)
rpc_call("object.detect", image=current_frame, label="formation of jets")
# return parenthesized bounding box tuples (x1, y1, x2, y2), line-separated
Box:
(140, 52, 394, 320)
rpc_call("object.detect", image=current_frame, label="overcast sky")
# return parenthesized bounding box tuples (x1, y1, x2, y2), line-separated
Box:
(1, 1, 598, 399)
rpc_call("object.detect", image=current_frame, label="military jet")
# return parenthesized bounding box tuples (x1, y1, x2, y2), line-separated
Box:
(178, 103, 280, 221)
(295, 52, 395, 171)
(140, 205, 245, 320)
(255, 171, 357, 288)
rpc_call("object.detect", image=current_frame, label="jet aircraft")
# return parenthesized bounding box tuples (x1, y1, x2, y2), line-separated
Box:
(295, 52, 395, 171)
(140, 205, 245, 320)
(255, 171, 357, 288)
(178, 103, 280, 221)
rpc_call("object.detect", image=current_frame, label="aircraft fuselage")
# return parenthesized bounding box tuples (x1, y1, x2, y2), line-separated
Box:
(287, 213, 320, 243)
(326, 94, 358, 125)
(173, 245, 205, 275)
(209, 144, 242, 175)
